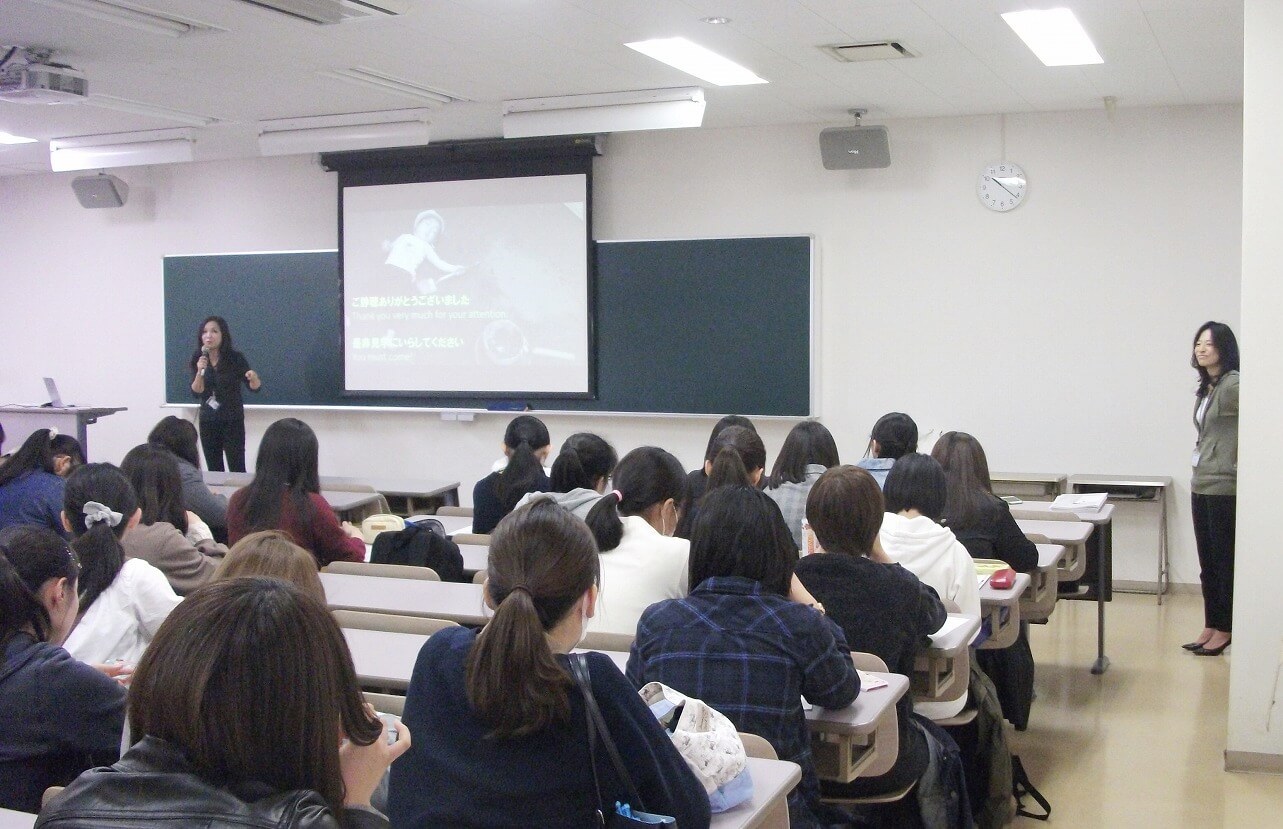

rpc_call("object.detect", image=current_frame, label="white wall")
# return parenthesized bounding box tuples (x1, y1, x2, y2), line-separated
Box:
(0, 103, 1241, 584)
(1227, 0, 1283, 769)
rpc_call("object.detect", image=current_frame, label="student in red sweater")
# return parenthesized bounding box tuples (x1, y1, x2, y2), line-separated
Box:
(226, 419, 363, 568)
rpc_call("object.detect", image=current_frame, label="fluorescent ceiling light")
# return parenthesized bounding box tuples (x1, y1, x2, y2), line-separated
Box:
(502, 87, 705, 138)
(625, 37, 767, 86)
(50, 128, 196, 171)
(86, 94, 217, 127)
(321, 68, 460, 106)
(1001, 8, 1103, 66)
(25, 0, 214, 37)
(0, 132, 39, 145)
(258, 108, 430, 155)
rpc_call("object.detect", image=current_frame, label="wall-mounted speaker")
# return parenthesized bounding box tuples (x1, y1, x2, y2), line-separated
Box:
(819, 125, 891, 170)
(71, 173, 129, 208)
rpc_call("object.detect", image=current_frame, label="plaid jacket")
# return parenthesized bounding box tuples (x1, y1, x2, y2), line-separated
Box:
(626, 576, 859, 828)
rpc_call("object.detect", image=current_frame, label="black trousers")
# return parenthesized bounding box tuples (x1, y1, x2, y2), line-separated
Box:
(199, 415, 246, 473)
(1191, 493, 1236, 632)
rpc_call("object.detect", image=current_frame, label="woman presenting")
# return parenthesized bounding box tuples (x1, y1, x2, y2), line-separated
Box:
(1185, 321, 1239, 656)
(190, 316, 261, 472)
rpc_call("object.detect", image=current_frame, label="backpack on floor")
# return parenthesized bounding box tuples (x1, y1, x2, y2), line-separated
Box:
(369, 519, 465, 583)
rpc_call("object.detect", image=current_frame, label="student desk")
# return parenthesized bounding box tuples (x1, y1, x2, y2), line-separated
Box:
(320, 572, 488, 625)
(319, 476, 460, 513)
(1069, 474, 1172, 603)
(989, 472, 1068, 500)
(914, 614, 981, 701)
(1022, 543, 1067, 623)
(711, 757, 801, 829)
(458, 543, 488, 572)
(807, 672, 909, 783)
(978, 572, 1031, 650)
(0, 809, 35, 829)
(209, 485, 383, 523)
(344, 627, 428, 689)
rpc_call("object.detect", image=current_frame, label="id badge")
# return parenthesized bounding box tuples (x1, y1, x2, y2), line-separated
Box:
(1191, 449, 1199, 467)
(207, 394, 220, 412)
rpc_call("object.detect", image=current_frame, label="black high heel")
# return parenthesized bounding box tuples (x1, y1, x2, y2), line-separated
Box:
(1192, 639, 1231, 656)
(1181, 641, 1207, 651)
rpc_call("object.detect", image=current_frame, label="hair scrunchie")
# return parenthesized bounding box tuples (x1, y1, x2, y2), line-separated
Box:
(82, 501, 123, 530)
(612, 489, 624, 503)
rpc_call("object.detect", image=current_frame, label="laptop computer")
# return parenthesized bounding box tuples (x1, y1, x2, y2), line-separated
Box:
(43, 377, 64, 408)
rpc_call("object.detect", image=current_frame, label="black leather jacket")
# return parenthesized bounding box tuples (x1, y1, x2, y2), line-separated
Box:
(35, 736, 386, 829)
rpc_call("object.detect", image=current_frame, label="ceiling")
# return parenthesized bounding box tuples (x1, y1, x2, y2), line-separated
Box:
(0, 0, 1243, 175)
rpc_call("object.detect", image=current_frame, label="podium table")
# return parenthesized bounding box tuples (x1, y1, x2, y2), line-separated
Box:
(0, 406, 126, 458)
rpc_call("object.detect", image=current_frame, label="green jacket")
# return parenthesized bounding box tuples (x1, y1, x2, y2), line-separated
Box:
(1192, 369, 1239, 496)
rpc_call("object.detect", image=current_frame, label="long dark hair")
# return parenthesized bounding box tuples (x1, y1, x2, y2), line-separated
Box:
(493, 415, 551, 512)
(128, 578, 380, 812)
(148, 415, 202, 469)
(0, 527, 80, 645)
(701, 415, 758, 463)
(585, 447, 686, 552)
(63, 463, 138, 612)
(549, 432, 617, 493)
(121, 444, 189, 533)
(930, 431, 998, 531)
(805, 466, 884, 557)
(189, 315, 238, 374)
(767, 420, 839, 488)
(883, 453, 948, 521)
(867, 412, 918, 460)
(50, 434, 85, 471)
(0, 429, 57, 488)
(241, 418, 321, 534)
(467, 500, 599, 739)
(688, 486, 796, 596)
(1192, 321, 1240, 399)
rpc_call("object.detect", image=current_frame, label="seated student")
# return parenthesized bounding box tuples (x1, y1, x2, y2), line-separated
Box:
(628, 486, 859, 829)
(120, 445, 226, 596)
(675, 425, 766, 539)
(226, 418, 365, 567)
(389, 501, 709, 829)
(147, 415, 228, 536)
(794, 466, 950, 817)
(215, 530, 327, 605)
(584, 447, 689, 636)
(516, 432, 617, 519)
(38, 578, 408, 829)
(471, 415, 552, 535)
(0, 430, 69, 536)
(880, 454, 981, 618)
(764, 420, 840, 549)
(931, 432, 1037, 572)
(0, 527, 125, 813)
(49, 435, 85, 477)
(60, 464, 181, 666)
(684, 414, 757, 507)
(856, 411, 919, 489)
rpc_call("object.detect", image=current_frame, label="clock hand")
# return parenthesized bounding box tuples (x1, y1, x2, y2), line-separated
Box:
(988, 175, 1017, 198)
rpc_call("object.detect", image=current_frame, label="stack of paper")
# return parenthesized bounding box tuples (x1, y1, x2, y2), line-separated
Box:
(1050, 492, 1107, 512)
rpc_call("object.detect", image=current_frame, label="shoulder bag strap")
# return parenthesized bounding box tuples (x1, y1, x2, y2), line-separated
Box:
(570, 653, 648, 815)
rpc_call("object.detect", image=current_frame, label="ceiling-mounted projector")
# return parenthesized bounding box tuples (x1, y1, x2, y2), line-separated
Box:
(0, 61, 88, 104)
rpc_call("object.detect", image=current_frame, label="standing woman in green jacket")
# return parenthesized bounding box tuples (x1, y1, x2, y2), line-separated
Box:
(1185, 321, 1240, 656)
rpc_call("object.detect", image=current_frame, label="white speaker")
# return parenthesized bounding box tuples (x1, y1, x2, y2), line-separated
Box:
(819, 125, 891, 170)
(71, 173, 129, 208)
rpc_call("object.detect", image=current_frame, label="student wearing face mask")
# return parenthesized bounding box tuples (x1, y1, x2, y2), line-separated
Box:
(583, 447, 689, 636)
(388, 500, 709, 829)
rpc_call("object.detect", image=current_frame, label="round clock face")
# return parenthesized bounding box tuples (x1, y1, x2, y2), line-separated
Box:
(978, 162, 1027, 212)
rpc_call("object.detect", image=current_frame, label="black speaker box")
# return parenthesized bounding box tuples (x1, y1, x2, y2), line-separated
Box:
(819, 125, 891, 170)
(72, 173, 129, 208)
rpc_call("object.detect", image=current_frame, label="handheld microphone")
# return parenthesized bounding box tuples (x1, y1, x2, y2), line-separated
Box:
(200, 346, 209, 377)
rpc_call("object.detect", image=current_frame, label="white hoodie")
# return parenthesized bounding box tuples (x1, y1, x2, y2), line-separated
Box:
(880, 511, 979, 720)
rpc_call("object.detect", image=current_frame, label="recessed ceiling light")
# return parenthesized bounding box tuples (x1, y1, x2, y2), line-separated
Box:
(1001, 8, 1103, 67)
(625, 37, 767, 86)
(701, 17, 731, 25)
(0, 131, 39, 145)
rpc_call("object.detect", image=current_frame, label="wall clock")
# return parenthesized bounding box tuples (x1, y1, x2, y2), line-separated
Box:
(978, 162, 1027, 211)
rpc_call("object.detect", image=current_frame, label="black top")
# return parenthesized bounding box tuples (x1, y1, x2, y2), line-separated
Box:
(471, 469, 550, 535)
(193, 350, 255, 420)
(947, 497, 1039, 572)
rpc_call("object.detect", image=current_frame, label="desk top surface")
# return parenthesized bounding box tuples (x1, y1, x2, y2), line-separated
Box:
(989, 471, 1068, 484)
(321, 476, 459, 497)
(978, 572, 1032, 605)
(209, 486, 382, 513)
(710, 757, 801, 829)
(928, 614, 982, 656)
(1014, 503, 1115, 524)
(1016, 518, 1094, 544)
(0, 809, 34, 829)
(1036, 543, 1068, 569)
(458, 543, 488, 571)
(1069, 474, 1173, 487)
(804, 671, 908, 734)
(322, 573, 488, 624)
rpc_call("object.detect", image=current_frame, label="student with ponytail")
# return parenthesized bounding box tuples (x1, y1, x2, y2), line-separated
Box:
(684, 415, 759, 506)
(60, 464, 181, 666)
(0, 527, 125, 813)
(583, 447, 689, 635)
(675, 425, 766, 539)
(471, 415, 553, 534)
(516, 432, 616, 520)
(0, 430, 70, 536)
(856, 412, 919, 489)
(389, 500, 709, 828)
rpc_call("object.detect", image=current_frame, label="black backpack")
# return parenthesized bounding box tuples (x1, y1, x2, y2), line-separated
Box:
(369, 519, 465, 583)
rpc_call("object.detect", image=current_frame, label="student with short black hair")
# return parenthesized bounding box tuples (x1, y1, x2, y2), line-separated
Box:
(0, 527, 125, 813)
(856, 411, 918, 488)
(0, 430, 68, 537)
(60, 464, 181, 666)
(38, 577, 406, 828)
(147, 415, 228, 534)
(629, 486, 858, 829)
(765, 420, 840, 548)
(471, 415, 552, 534)
(516, 432, 616, 520)
(389, 500, 709, 828)
(583, 447, 689, 635)
(675, 425, 766, 539)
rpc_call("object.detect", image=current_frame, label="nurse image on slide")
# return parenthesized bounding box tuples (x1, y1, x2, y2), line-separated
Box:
(383, 209, 466, 293)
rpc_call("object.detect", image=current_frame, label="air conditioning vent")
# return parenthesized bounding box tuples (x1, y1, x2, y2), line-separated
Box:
(235, 0, 410, 25)
(824, 41, 914, 63)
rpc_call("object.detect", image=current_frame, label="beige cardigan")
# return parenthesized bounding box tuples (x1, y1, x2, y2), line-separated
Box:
(121, 521, 226, 595)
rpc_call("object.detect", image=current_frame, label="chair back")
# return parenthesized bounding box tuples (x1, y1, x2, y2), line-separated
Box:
(324, 561, 440, 581)
(738, 732, 778, 760)
(334, 608, 460, 635)
(435, 506, 474, 517)
(850, 652, 898, 777)
(581, 630, 635, 652)
(453, 532, 491, 546)
(363, 691, 406, 717)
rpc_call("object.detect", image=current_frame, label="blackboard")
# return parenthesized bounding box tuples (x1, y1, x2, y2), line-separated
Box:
(163, 236, 812, 416)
